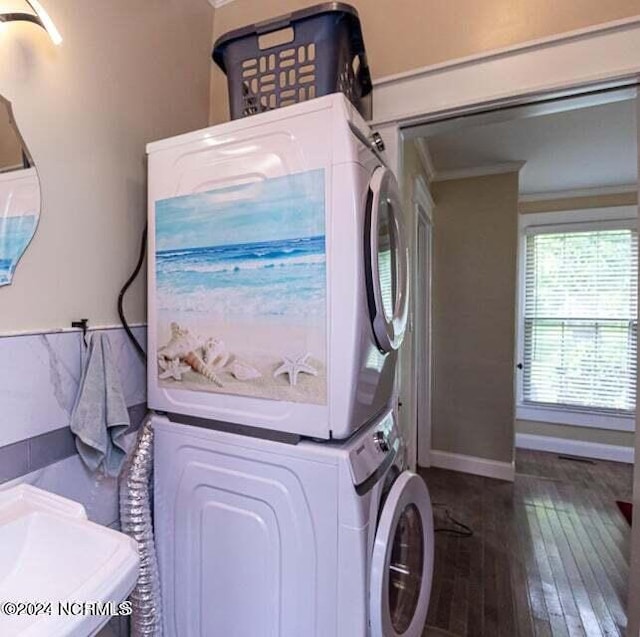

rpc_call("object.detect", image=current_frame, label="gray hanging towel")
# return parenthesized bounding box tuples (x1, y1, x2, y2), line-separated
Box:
(70, 332, 130, 477)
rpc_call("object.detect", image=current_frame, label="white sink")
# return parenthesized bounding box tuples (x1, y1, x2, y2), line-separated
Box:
(0, 485, 139, 637)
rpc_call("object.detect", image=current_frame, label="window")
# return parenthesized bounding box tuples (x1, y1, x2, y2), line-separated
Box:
(519, 212, 638, 426)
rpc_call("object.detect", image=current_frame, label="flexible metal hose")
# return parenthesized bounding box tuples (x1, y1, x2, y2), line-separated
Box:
(119, 418, 163, 636)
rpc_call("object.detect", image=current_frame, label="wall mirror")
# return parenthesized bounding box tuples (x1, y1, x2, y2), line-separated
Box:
(0, 95, 40, 286)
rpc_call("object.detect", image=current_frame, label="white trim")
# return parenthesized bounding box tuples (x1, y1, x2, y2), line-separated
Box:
(515, 432, 635, 463)
(523, 219, 636, 234)
(519, 205, 637, 231)
(407, 86, 637, 141)
(516, 223, 526, 407)
(412, 174, 435, 216)
(0, 323, 147, 340)
(413, 177, 433, 469)
(415, 138, 435, 182)
(517, 405, 635, 432)
(371, 17, 640, 127)
(431, 161, 525, 182)
(373, 16, 640, 89)
(208, 0, 235, 8)
(520, 184, 638, 203)
(429, 450, 515, 482)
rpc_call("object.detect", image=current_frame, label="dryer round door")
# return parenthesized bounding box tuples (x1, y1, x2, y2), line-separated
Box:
(370, 471, 434, 637)
(365, 167, 409, 353)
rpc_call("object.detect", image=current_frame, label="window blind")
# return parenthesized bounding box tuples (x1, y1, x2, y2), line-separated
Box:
(522, 226, 638, 414)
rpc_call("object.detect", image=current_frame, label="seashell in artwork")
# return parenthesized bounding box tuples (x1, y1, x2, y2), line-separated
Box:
(158, 322, 207, 361)
(203, 338, 230, 369)
(227, 359, 262, 381)
(156, 323, 275, 388)
(183, 351, 224, 387)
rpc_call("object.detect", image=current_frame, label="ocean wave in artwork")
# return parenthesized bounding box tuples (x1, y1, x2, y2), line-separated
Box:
(156, 235, 326, 319)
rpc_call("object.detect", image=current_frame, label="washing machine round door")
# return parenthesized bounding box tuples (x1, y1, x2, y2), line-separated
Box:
(370, 471, 434, 637)
(365, 166, 409, 353)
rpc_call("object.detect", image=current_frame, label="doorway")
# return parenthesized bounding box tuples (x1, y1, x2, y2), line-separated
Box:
(395, 80, 638, 637)
(371, 21, 640, 635)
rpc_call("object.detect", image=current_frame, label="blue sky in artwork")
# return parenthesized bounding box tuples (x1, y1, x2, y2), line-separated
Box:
(156, 169, 325, 252)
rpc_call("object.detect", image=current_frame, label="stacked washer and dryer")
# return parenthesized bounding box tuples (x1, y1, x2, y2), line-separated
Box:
(147, 94, 434, 636)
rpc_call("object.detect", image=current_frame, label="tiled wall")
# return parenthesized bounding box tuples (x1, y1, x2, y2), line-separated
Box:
(0, 327, 146, 448)
(0, 326, 147, 523)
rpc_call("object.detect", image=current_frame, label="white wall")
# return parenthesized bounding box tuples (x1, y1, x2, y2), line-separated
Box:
(0, 0, 213, 333)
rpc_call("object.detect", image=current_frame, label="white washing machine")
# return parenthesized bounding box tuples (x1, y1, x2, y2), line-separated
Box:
(146, 94, 408, 439)
(153, 411, 434, 637)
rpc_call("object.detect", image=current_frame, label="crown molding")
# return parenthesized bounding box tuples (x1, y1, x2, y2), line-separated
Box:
(208, 0, 236, 7)
(431, 161, 526, 182)
(519, 184, 638, 203)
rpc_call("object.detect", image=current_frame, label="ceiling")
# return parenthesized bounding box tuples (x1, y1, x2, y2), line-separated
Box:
(422, 97, 638, 195)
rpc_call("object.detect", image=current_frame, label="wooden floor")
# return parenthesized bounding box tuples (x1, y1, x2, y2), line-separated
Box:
(420, 449, 633, 637)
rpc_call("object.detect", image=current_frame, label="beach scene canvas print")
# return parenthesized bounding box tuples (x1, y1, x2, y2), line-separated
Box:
(155, 168, 326, 405)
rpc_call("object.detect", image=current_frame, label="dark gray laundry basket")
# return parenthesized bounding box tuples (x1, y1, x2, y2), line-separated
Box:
(212, 2, 372, 120)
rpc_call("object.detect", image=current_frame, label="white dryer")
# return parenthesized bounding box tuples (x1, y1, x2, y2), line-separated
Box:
(146, 94, 408, 439)
(153, 411, 434, 637)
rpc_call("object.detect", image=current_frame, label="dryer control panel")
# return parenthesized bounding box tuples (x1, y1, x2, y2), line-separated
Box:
(348, 411, 398, 487)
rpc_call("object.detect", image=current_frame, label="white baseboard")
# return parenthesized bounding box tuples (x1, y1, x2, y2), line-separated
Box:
(429, 450, 515, 482)
(515, 433, 635, 464)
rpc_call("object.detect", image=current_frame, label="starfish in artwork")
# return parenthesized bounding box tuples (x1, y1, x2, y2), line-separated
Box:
(158, 357, 191, 381)
(273, 353, 318, 387)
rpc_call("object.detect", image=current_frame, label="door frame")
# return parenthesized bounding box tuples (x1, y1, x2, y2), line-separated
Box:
(412, 176, 434, 468)
(365, 17, 640, 632)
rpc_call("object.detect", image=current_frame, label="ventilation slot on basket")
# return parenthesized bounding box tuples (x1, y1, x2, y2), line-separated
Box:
(338, 59, 356, 105)
(239, 44, 317, 116)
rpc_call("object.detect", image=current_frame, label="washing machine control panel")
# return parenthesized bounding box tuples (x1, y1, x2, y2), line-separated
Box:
(348, 413, 398, 487)
(373, 431, 390, 453)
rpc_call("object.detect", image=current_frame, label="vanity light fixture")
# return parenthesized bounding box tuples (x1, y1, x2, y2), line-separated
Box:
(0, 0, 62, 45)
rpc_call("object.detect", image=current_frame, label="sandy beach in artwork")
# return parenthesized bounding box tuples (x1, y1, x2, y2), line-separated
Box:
(156, 315, 327, 405)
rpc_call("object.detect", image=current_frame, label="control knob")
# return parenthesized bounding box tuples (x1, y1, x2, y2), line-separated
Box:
(373, 430, 390, 453)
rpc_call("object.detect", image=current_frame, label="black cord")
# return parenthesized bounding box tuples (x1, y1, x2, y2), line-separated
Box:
(118, 225, 147, 362)
(432, 503, 473, 538)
